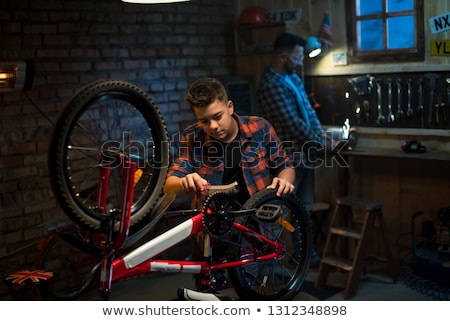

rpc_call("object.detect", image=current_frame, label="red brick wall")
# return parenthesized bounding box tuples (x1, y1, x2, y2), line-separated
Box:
(0, 0, 236, 288)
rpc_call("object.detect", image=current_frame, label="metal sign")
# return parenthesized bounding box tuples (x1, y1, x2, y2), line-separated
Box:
(265, 8, 302, 23)
(430, 40, 450, 56)
(429, 12, 450, 34)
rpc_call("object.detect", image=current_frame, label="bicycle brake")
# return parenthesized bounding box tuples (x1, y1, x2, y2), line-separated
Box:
(255, 204, 282, 222)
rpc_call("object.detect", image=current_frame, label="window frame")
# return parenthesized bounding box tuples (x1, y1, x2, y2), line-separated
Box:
(345, 0, 425, 63)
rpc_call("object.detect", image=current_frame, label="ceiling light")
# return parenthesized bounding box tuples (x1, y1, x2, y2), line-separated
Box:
(121, 0, 190, 4)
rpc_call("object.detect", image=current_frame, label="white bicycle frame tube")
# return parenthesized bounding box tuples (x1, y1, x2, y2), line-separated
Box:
(122, 214, 205, 270)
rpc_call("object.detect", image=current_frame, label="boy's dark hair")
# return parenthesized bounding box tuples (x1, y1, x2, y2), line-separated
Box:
(186, 77, 228, 108)
(273, 32, 306, 54)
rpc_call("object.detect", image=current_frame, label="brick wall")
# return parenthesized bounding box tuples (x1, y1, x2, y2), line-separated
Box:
(0, 0, 236, 291)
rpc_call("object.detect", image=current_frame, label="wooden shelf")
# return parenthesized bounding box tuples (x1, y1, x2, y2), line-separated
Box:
(352, 127, 450, 138)
(237, 22, 285, 31)
(343, 147, 450, 161)
(234, 21, 301, 85)
(235, 22, 285, 55)
(235, 21, 302, 55)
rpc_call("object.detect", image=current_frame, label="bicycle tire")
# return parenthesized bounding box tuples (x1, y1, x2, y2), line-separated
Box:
(48, 79, 170, 231)
(227, 189, 312, 300)
(39, 235, 101, 300)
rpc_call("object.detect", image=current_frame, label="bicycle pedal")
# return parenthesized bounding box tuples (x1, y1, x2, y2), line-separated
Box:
(255, 204, 281, 222)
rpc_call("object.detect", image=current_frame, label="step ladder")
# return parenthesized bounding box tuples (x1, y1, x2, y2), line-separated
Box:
(314, 196, 397, 299)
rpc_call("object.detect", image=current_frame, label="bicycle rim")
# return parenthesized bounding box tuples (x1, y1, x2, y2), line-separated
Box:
(228, 189, 312, 300)
(39, 236, 101, 300)
(48, 79, 169, 231)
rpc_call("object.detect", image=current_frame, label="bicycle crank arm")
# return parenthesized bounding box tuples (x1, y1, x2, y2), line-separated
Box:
(227, 208, 261, 217)
(227, 205, 284, 219)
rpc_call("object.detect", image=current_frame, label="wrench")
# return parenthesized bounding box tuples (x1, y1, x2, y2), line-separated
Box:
(363, 100, 370, 125)
(417, 77, 424, 120)
(386, 78, 395, 123)
(446, 77, 450, 103)
(435, 93, 443, 126)
(396, 78, 404, 119)
(355, 101, 361, 125)
(423, 73, 440, 128)
(376, 79, 386, 126)
(406, 79, 413, 117)
(445, 77, 450, 125)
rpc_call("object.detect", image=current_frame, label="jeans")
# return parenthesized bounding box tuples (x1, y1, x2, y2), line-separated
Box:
(294, 166, 315, 215)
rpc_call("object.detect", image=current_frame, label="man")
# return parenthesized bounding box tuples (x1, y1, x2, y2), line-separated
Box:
(256, 32, 336, 265)
(164, 77, 295, 205)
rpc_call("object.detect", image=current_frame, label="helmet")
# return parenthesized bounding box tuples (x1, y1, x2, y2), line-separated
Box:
(238, 6, 267, 25)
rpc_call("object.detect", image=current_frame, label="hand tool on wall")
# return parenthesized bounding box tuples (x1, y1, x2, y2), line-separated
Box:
(435, 93, 441, 126)
(355, 101, 361, 125)
(417, 77, 424, 127)
(376, 79, 386, 126)
(445, 77, 450, 127)
(435, 93, 447, 127)
(423, 73, 440, 128)
(396, 78, 404, 119)
(347, 74, 375, 96)
(386, 78, 395, 123)
(363, 100, 370, 125)
(406, 79, 413, 117)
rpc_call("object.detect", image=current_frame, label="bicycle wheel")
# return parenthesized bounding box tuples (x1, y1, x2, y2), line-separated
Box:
(48, 79, 170, 231)
(39, 234, 101, 300)
(227, 189, 312, 300)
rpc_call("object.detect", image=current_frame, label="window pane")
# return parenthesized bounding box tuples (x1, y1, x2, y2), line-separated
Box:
(387, 16, 415, 49)
(358, 19, 383, 50)
(387, 0, 414, 12)
(357, 0, 382, 16)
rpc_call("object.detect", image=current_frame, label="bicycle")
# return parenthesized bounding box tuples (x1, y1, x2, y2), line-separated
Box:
(42, 79, 313, 300)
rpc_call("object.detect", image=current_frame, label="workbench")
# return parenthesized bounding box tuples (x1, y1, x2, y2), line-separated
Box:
(315, 128, 450, 254)
(343, 147, 450, 161)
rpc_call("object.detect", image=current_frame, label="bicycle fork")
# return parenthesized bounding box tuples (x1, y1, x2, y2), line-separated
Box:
(97, 158, 137, 299)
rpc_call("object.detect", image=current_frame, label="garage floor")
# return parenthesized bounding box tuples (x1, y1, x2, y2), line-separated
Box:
(71, 266, 436, 301)
(1, 256, 447, 301)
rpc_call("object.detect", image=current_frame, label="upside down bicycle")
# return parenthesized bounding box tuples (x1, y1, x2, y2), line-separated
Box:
(41, 79, 313, 300)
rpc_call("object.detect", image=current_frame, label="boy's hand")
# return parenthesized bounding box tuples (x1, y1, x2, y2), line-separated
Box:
(181, 173, 209, 195)
(267, 177, 295, 197)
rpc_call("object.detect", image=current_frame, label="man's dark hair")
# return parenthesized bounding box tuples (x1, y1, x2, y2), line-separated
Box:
(185, 77, 228, 109)
(273, 32, 306, 54)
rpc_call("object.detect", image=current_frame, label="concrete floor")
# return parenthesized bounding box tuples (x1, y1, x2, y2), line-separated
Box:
(71, 266, 435, 301)
(1, 261, 446, 301)
(2, 199, 446, 302)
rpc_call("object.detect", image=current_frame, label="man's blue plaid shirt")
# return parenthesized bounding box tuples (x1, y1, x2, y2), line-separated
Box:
(256, 65, 327, 167)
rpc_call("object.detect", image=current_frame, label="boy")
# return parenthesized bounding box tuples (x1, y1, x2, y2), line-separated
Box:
(164, 77, 295, 206)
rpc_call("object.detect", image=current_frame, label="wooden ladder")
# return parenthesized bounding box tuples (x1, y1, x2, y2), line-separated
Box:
(314, 196, 397, 299)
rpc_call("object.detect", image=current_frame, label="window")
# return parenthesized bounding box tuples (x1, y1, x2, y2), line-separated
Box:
(346, 0, 424, 63)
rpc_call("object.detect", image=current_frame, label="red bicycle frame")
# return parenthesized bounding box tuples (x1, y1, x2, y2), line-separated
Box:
(95, 158, 286, 297)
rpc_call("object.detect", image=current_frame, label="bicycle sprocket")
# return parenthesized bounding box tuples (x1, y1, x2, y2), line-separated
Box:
(201, 192, 241, 237)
